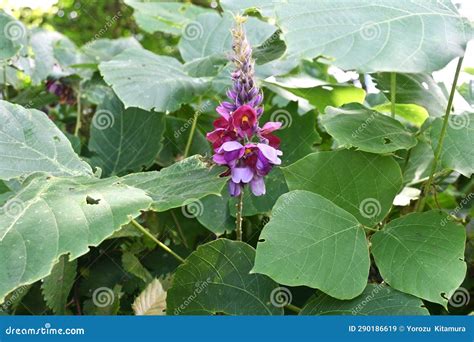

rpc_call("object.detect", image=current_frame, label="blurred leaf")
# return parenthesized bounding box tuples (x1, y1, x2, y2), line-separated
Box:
(125, 0, 212, 35)
(373, 103, 428, 127)
(122, 252, 153, 284)
(0, 11, 26, 61)
(81, 37, 142, 63)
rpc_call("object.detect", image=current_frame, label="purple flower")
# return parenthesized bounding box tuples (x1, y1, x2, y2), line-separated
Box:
(207, 17, 284, 197)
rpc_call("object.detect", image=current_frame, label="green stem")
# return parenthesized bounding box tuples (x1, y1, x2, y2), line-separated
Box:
(74, 88, 81, 137)
(390, 72, 396, 118)
(130, 218, 185, 263)
(3, 65, 8, 100)
(235, 189, 244, 241)
(183, 111, 199, 158)
(170, 210, 189, 249)
(285, 303, 302, 314)
(416, 57, 464, 212)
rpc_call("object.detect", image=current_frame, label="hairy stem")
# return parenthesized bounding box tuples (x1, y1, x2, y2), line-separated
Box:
(130, 218, 185, 263)
(390, 72, 396, 118)
(416, 57, 464, 212)
(235, 189, 244, 241)
(183, 111, 199, 158)
(285, 303, 302, 314)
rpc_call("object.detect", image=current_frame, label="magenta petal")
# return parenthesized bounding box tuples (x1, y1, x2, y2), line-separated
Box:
(216, 105, 230, 120)
(257, 143, 282, 165)
(261, 121, 282, 134)
(231, 167, 254, 183)
(213, 154, 227, 165)
(250, 176, 266, 196)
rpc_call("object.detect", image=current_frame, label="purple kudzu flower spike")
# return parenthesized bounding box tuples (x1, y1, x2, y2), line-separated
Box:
(206, 15, 283, 197)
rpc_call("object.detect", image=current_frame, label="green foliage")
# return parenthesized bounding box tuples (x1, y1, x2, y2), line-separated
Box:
(0, 0, 472, 317)
(168, 239, 283, 315)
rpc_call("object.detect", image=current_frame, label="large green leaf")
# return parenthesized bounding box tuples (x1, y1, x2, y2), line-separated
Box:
(178, 12, 276, 63)
(371, 211, 467, 306)
(373, 73, 448, 117)
(273, 0, 470, 73)
(300, 284, 428, 315)
(122, 155, 227, 212)
(431, 113, 474, 177)
(253, 190, 370, 299)
(0, 101, 92, 180)
(41, 255, 77, 315)
(124, 0, 212, 35)
(81, 37, 142, 63)
(167, 239, 283, 315)
(0, 175, 153, 303)
(321, 103, 417, 153)
(88, 93, 165, 176)
(99, 48, 208, 112)
(30, 30, 80, 84)
(283, 150, 402, 226)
